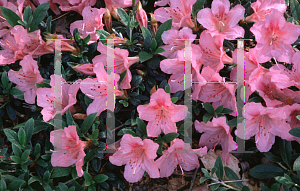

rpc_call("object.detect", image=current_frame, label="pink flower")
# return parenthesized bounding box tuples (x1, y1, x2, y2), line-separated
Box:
(250, 10, 300, 63)
(8, 55, 43, 104)
(109, 134, 160, 183)
(197, 0, 245, 39)
(160, 27, 196, 59)
(36, 75, 80, 122)
(245, 0, 286, 22)
(137, 88, 188, 137)
(33, 0, 61, 15)
(236, 103, 293, 152)
(160, 46, 202, 93)
(155, 138, 207, 177)
(195, 66, 237, 116)
(136, 1, 148, 29)
(195, 117, 237, 164)
(154, 0, 170, 7)
(93, 42, 140, 89)
(104, 0, 139, 12)
(270, 52, 300, 89)
(50, 125, 86, 177)
(0, 25, 53, 65)
(70, 6, 107, 44)
(198, 31, 233, 72)
(285, 103, 300, 143)
(72, 63, 95, 76)
(52, 0, 96, 14)
(154, 0, 196, 29)
(80, 62, 123, 116)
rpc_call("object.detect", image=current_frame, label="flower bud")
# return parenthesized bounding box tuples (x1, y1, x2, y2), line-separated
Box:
(150, 13, 158, 35)
(111, 6, 120, 20)
(106, 33, 128, 45)
(73, 113, 87, 120)
(104, 8, 112, 33)
(136, 1, 148, 29)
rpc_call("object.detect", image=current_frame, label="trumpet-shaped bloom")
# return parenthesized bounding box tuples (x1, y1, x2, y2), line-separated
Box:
(154, 0, 196, 29)
(34, 0, 61, 15)
(250, 10, 300, 63)
(109, 134, 160, 183)
(195, 117, 237, 164)
(8, 55, 43, 104)
(52, 0, 96, 14)
(80, 62, 123, 116)
(92, 42, 140, 89)
(104, 0, 139, 11)
(196, 66, 237, 116)
(197, 0, 245, 39)
(50, 125, 86, 177)
(136, 1, 148, 29)
(70, 6, 107, 44)
(199, 31, 233, 72)
(36, 75, 80, 121)
(155, 139, 207, 177)
(160, 27, 196, 59)
(284, 103, 300, 143)
(0, 25, 53, 65)
(236, 102, 293, 152)
(137, 88, 188, 137)
(245, 0, 286, 22)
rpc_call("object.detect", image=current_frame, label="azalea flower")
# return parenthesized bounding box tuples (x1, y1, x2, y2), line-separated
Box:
(50, 125, 86, 177)
(236, 102, 293, 152)
(195, 66, 237, 116)
(155, 138, 207, 177)
(197, 0, 245, 39)
(36, 75, 80, 122)
(245, 0, 286, 22)
(195, 117, 237, 164)
(0, 25, 53, 65)
(154, 0, 196, 29)
(80, 62, 123, 116)
(160, 46, 202, 93)
(33, 0, 61, 15)
(160, 27, 196, 59)
(70, 6, 107, 44)
(8, 55, 43, 104)
(52, 0, 96, 14)
(198, 31, 233, 72)
(136, 1, 148, 29)
(250, 10, 300, 63)
(137, 88, 187, 137)
(109, 134, 160, 183)
(285, 103, 300, 143)
(104, 0, 139, 12)
(92, 42, 140, 89)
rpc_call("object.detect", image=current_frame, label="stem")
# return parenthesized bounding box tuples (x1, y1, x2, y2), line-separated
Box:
(0, 100, 10, 110)
(130, 27, 133, 43)
(209, 177, 242, 191)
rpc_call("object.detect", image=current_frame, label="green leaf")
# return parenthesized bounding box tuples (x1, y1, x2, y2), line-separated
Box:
(30, 3, 50, 31)
(21, 149, 30, 163)
(131, 75, 143, 87)
(264, 152, 281, 163)
(91, 129, 99, 140)
(249, 164, 284, 179)
(84, 172, 93, 182)
(200, 176, 211, 183)
(12, 143, 22, 158)
(215, 105, 224, 113)
(43, 171, 50, 183)
(247, 96, 263, 103)
(66, 109, 76, 127)
(36, 82, 51, 88)
(1, 71, 9, 89)
(289, 127, 300, 138)
(7, 179, 25, 191)
(138, 51, 153, 63)
(221, 108, 233, 114)
(34, 143, 41, 159)
(83, 35, 91, 45)
(23, 6, 32, 27)
(227, 118, 237, 127)
(9, 88, 23, 95)
(118, 129, 137, 137)
(59, 182, 69, 191)
(214, 155, 224, 180)
(210, 183, 220, 190)
(275, 175, 294, 188)
(0, 179, 7, 191)
(136, 117, 147, 135)
(51, 167, 71, 178)
(36, 159, 48, 167)
(28, 176, 42, 185)
(155, 19, 173, 47)
(162, 133, 179, 143)
(293, 156, 300, 171)
(270, 183, 280, 191)
(0, 7, 22, 27)
(94, 174, 109, 183)
(142, 27, 152, 38)
(280, 139, 292, 167)
(224, 167, 243, 188)
(202, 103, 214, 114)
(291, 0, 300, 23)
(119, 100, 129, 107)
(11, 156, 21, 163)
(6, 103, 16, 120)
(150, 39, 157, 52)
(117, 8, 130, 25)
(165, 84, 170, 94)
(171, 97, 178, 103)
(241, 186, 251, 191)
(152, 47, 165, 54)
(3, 129, 21, 147)
(201, 168, 211, 177)
(18, 128, 26, 146)
(203, 113, 214, 123)
(192, 0, 206, 17)
(25, 118, 34, 144)
(81, 112, 97, 134)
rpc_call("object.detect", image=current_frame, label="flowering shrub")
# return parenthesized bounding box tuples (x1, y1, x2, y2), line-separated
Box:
(1, 0, 300, 190)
